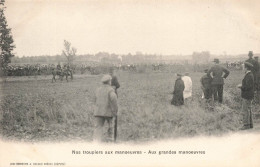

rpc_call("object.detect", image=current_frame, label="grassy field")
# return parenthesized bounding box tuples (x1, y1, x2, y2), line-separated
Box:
(0, 70, 260, 143)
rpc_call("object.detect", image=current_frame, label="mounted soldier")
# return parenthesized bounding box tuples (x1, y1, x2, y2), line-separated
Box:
(56, 62, 62, 75)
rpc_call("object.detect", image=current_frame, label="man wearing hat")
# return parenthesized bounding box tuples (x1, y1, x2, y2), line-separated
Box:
(171, 73, 185, 106)
(207, 58, 230, 103)
(246, 51, 259, 88)
(237, 62, 254, 130)
(93, 75, 118, 142)
(200, 69, 212, 101)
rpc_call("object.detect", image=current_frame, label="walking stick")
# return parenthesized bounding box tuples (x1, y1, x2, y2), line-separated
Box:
(114, 116, 117, 142)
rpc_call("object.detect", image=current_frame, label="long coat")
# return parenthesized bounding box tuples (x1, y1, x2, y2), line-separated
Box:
(182, 76, 192, 99)
(94, 84, 118, 117)
(171, 78, 185, 106)
(111, 75, 120, 95)
(246, 58, 259, 74)
(241, 71, 254, 100)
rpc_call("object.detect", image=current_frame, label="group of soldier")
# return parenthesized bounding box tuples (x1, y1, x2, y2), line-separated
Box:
(3, 63, 74, 76)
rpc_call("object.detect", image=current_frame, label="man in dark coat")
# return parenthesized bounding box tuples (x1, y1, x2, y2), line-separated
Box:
(238, 62, 254, 130)
(255, 56, 260, 103)
(207, 58, 230, 103)
(246, 51, 259, 89)
(171, 73, 185, 106)
(109, 68, 120, 96)
(200, 69, 212, 101)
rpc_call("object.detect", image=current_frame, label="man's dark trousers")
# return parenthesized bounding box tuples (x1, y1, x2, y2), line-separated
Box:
(212, 84, 223, 103)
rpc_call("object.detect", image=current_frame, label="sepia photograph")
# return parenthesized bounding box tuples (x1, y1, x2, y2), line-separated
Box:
(0, 0, 260, 166)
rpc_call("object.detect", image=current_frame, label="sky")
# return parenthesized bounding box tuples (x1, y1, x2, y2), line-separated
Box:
(4, 0, 260, 57)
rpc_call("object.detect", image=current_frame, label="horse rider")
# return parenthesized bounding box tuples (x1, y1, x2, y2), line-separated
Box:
(57, 63, 62, 74)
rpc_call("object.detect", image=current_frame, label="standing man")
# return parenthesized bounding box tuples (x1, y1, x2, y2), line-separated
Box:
(182, 72, 192, 103)
(109, 67, 120, 142)
(246, 51, 259, 90)
(93, 75, 118, 142)
(109, 67, 120, 96)
(207, 58, 230, 103)
(171, 73, 185, 106)
(254, 56, 260, 103)
(237, 62, 254, 130)
(200, 69, 212, 102)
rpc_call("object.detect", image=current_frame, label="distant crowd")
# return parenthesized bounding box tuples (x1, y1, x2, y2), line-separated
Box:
(3, 60, 245, 77)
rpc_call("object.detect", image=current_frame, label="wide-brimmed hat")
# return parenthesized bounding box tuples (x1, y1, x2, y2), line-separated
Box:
(101, 75, 112, 83)
(244, 62, 253, 68)
(213, 58, 219, 63)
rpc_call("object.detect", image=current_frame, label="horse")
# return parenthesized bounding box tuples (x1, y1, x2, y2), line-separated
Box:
(52, 68, 73, 82)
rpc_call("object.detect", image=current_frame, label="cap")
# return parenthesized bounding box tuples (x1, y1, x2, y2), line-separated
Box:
(101, 75, 112, 83)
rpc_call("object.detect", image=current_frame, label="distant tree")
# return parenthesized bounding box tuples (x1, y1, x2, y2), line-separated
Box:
(0, 0, 15, 76)
(62, 40, 77, 66)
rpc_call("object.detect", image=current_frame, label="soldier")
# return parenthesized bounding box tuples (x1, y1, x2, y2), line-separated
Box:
(237, 62, 254, 130)
(56, 62, 62, 75)
(171, 73, 185, 106)
(207, 58, 230, 103)
(200, 69, 212, 101)
(182, 72, 192, 103)
(93, 75, 118, 142)
(57, 62, 61, 70)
